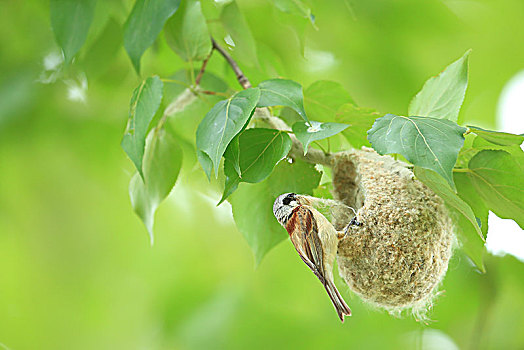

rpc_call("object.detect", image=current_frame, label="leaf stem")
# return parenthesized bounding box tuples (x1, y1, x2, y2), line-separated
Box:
(161, 78, 191, 88)
(313, 141, 328, 154)
(453, 168, 470, 173)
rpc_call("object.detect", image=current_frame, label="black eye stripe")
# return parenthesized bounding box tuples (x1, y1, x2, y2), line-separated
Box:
(283, 198, 291, 205)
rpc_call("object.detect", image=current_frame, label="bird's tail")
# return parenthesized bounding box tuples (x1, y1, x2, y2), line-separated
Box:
(324, 279, 351, 322)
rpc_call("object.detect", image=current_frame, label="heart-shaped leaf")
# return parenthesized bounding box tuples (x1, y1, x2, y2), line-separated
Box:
(220, 128, 292, 203)
(229, 159, 321, 264)
(124, 0, 181, 73)
(408, 50, 470, 122)
(292, 121, 349, 154)
(164, 0, 212, 62)
(414, 167, 485, 271)
(50, 0, 97, 63)
(122, 76, 164, 178)
(464, 150, 524, 229)
(304, 80, 354, 122)
(368, 114, 466, 189)
(129, 129, 183, 245)
(257, 79, 308, 123)
(196, 87, 260, 178)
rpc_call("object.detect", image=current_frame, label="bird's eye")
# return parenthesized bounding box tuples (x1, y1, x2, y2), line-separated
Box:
(283, 197, 291, 205)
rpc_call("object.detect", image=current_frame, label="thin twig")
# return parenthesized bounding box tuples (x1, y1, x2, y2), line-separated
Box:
(211, 38, 252, 89)
(199, 90, 229, 97)
(195, 49, 214, 86)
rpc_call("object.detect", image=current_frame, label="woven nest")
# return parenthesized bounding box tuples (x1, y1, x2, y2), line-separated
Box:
(331, 148, 455, 318)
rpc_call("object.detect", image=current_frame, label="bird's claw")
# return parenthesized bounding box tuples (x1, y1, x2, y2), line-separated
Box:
(349, 216, 362, 227)
(339, 216, 362, 239)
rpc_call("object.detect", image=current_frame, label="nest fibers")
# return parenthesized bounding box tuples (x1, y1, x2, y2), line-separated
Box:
(325, 148, 455, 318)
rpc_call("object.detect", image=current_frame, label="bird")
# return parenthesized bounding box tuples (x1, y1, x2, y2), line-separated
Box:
(273, 192, 352, 322)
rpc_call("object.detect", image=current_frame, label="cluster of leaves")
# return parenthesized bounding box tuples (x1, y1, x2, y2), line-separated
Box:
(50, 0, 524, 270)
(49, 0, 315, 73)
(50, 0, 317, 246)
(367, 52, 524, 271)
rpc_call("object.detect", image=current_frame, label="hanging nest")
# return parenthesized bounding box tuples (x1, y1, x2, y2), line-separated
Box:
(329, 148, 455, 318)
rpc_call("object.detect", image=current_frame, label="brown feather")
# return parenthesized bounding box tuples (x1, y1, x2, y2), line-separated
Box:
(285, 207, 300, 236)
(285, 205, 351, 321)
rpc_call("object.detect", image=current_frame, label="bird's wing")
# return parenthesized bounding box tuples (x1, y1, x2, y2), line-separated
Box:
(285, 206, 326, 283)
(285, 206, 352, 321)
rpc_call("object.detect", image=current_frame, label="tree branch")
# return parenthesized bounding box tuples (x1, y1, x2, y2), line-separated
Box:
(211, 38, 252, 89)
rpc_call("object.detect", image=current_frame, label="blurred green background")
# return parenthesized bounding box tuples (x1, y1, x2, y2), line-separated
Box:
(1, 0, 524, 349)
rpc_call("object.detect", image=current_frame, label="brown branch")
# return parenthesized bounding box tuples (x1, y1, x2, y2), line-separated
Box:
(195, 49, 214, 86)
(199, 90, 229, 97)
(211, 38, 252, 89)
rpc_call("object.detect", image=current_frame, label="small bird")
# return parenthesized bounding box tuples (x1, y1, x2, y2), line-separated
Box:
(273, 193, 352, 322)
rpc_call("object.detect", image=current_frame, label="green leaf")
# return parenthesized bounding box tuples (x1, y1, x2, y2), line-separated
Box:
(124, 0, 181, 73)
(408, 50, 470, 122)
(335, 104, 381, 148)
(197, 150, 213, 179)
(196, 87, 261, 178)
(463, 150, 524, 229)
(455, 134, 480, 168)
(225, 135, 241, 176)
(303, 80, 355, 122)
(81, 18, 122, 79)
(454, 172, 489, 237)
(257, 79, 308, 123)
(468, 126, 524, 146)
(229, 159, 321, 264)
(471, 137, 524, 170)
(231, 129, 292, 183)
(414, 167, 485, 272)
(271, 0, 314, 24)
(220, 129, 292, 203)
(50, 0, 97, 63)
(368, 114, 466, 189)
(272, 8, 310, 56)
(129, 129, 183, 244)
(121, 76, 164, 177)
(220, 1, 258, 67)
(164, 0, 212, 62)
(292, 121, 349, 154)
(457, 134, 524, 169)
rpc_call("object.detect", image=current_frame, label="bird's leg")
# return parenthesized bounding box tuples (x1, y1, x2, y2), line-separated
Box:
(348, 216, 362, 227)
(337, 216, 362, 240)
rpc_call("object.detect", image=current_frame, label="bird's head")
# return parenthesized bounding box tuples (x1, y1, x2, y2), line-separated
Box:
(273, 193, 301, 225)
